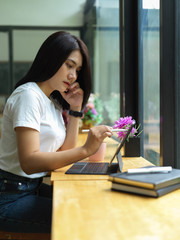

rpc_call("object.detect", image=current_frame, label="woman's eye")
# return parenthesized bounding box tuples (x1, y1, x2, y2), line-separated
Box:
(66, 63, 72, 68)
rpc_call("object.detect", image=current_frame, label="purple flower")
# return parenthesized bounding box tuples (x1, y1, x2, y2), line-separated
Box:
(91, 108, 97, 115)
(113, 116, 139, 140)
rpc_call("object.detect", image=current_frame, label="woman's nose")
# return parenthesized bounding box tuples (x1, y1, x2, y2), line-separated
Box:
(68, 70, 77, 81)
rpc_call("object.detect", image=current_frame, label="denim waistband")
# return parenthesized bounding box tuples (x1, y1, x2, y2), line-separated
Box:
(0, 169, 42, 193)
(0, 169, 41, 182)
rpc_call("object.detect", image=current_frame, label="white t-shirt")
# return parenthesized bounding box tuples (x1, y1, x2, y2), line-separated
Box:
(0, 82, 66, 178)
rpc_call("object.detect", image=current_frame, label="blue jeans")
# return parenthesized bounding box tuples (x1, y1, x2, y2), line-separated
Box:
(0, 169, 52, 233)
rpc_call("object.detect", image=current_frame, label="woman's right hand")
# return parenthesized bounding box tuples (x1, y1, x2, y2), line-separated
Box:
(83, 125, 113, 157)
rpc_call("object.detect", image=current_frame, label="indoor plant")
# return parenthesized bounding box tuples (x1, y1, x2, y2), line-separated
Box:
(81, 93, 103, 129)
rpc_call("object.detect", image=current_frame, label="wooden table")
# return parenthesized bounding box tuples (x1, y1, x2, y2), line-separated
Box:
(51, 133, 180, 240)
(52, 180, 180, 240)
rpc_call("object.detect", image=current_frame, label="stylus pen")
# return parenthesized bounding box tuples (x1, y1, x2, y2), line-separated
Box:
(81, 129, 127, 133)
(127, 166, 172, 174)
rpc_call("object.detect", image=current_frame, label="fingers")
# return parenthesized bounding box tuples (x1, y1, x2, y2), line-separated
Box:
(63, 82, 83, 99)
(67, 87, 83, 97)
(66, 82, 82, 93)
(84, 125, 113, 156)
(89, 125, 113, 141)
(101, 126, 113, 139)
(61, 82, 84, 108)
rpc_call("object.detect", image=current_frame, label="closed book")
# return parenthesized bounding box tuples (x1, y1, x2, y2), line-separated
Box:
(109, 168, 180, 190)
(111, 181, 180, 197)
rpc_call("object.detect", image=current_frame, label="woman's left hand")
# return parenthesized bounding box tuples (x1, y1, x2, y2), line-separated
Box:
(61, 82, 84, 110)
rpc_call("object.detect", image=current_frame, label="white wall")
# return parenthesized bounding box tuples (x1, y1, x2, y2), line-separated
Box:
(0, 0, 86, 26)
(0, 0, 87, 61)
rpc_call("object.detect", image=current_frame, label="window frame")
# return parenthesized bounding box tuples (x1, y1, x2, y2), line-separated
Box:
(121, 0, 180, 166)
(160, 0, 180, 167)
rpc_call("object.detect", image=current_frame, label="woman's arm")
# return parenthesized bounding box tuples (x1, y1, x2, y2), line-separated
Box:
(59, 113, 80, 151)
(15, 125, 113, 175)
(59, 82, 83, 150)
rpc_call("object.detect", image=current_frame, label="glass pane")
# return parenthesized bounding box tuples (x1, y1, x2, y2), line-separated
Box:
(83, 0, 120, 126)
(94, 0, 120, 125)
(141, 0, 160, 165)
(0, 31, 10, 94)
(13, 30, 80, 87)
(0, 31, 10, 135)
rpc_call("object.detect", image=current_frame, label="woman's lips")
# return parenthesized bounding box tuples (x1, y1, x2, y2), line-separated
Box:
(63, 81, 70, 86)
(63, 81, 70, 93)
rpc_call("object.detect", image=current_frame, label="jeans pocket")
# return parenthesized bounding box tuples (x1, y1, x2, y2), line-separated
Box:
(0, 179, 25, 193)
(0, 177, 42, 194)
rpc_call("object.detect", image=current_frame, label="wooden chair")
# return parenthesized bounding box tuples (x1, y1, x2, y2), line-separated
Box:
(0, 231, 50, 240)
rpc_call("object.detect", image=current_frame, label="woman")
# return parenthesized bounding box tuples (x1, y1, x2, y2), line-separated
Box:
(0, 31, 113, 233)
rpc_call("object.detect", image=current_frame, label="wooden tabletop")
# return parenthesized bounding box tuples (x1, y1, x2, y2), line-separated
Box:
(51, 133, 176, 240)
(52, 180, 180, 240)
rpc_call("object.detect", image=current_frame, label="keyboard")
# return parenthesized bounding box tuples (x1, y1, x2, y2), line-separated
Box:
(81, 162, 108, 173)
(65, 162, 119, 175)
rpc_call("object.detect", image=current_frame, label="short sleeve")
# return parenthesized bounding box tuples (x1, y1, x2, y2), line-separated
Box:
(9, 89, 44, 132)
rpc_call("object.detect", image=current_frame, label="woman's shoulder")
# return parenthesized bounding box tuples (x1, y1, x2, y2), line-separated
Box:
(15, 82, 41, 95)
(6, 82, 49, 112)
(4, 82, 48, 116)
(11, 82, 49, 103)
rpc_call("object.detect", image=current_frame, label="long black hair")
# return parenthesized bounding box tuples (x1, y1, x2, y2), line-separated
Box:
(15, 31, 92, 110)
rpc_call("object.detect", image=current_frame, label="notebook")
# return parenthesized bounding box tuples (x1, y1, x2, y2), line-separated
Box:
(111, 181, 180, 198)
(109, 167, 180, 190)
(65, 122, 135, 175)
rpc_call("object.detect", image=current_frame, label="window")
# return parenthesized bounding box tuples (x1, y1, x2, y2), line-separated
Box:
(83, 0, 120, 125)
(0, 31, 10, 94)
(140, 0, 160, 165)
